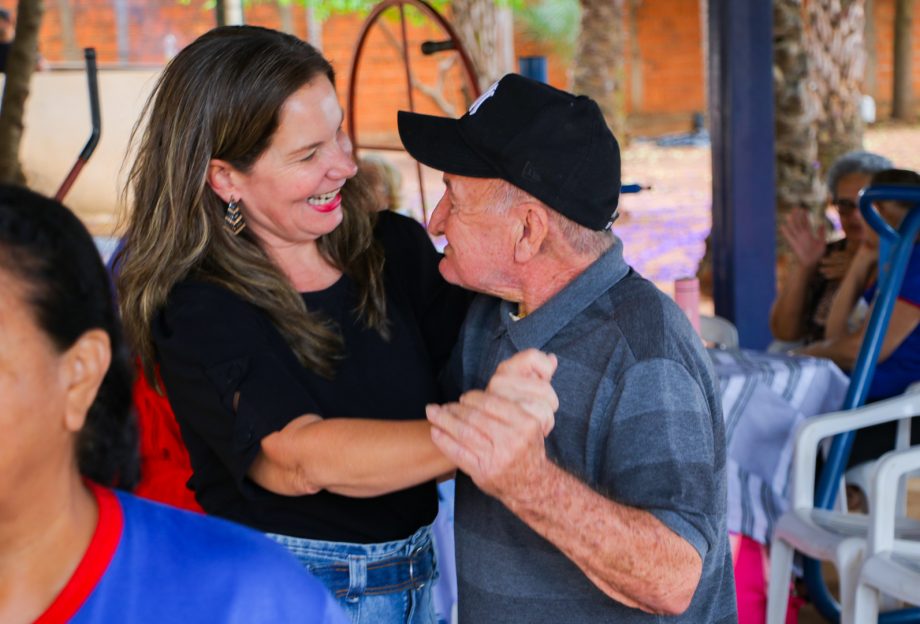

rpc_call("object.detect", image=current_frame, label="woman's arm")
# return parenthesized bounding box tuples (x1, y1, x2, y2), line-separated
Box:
(249, 349, 559, 499)
(823, 245, 877, 339)
(249, 417, 453, 498)
(801, 298, 920, 370)
(770, 209, 826, 341)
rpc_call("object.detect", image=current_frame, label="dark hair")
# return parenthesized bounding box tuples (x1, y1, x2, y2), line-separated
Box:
(870, 168, 920, 212)
(0, 184, 138, 489)
(118, 25, 386, 383)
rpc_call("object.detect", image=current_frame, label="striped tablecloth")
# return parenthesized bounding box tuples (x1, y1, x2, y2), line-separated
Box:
(709, 348, 849, 544)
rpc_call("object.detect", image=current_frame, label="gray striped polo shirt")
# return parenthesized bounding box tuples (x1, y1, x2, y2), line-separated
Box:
(445, 241, 737, 622)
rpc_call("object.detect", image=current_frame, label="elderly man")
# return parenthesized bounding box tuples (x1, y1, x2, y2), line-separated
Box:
(398, 74, 736, 622)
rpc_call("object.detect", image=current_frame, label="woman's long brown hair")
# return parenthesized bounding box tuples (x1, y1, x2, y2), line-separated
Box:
(117, 26, 386, 384)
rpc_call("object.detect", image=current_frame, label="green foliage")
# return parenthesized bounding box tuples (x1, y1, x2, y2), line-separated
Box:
(515, 0, 579, 60)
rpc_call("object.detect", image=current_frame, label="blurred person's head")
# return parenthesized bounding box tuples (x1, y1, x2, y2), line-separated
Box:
(0, 185, 136, 502)
(119, 25, 383, 382)
(825, 151, 893, 243)
(358, 155, 402, 212)
(868, 168, 920, 230)
(0, 9, 12, 43)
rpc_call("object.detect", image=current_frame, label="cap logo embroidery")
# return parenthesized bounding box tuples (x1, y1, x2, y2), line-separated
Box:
(468, 80, 500, 115)
(521, 161, 541, 182)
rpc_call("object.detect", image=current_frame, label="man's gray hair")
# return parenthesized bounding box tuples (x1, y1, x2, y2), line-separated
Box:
(486, 179, 613, 257)
(826, 151, 893, 197)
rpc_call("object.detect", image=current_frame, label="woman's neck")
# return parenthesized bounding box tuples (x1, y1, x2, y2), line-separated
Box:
(263, 239, 343, 293)
(0, 470, 97, 623)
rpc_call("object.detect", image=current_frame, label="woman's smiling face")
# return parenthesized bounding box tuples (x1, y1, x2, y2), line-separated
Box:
(230, 76, 358, 251)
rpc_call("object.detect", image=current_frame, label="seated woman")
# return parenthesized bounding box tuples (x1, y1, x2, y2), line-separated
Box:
(801, 168, 920, 463)
(0, 184, 346, 623)
(770, 151, 892, 347)
(115, 26, 556, 624)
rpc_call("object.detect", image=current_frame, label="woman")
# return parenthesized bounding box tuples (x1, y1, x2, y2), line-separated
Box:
(770, 151, 892, 347)
(802, 168, 920, 464)
(116, 26, 555, 624)
(0, 184, 346, 623)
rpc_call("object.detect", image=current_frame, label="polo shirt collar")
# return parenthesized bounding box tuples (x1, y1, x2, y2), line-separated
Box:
(499, 239, 630, 351)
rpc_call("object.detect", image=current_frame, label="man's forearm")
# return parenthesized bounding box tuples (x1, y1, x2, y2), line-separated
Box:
(500, 458, 703, 616)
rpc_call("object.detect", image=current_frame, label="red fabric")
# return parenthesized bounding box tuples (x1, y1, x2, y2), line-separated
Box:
(34, 483, 123, 624)
(132, 362, 203, 513)
(732, 533, 803, 624)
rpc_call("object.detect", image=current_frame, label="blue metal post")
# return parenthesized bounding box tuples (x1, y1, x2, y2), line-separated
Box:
(518, 56, 548, 83)
(708, 0, 776, 349)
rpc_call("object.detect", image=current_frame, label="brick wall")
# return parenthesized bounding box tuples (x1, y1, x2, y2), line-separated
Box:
(0, 0, 917, 137)
(872, 0, 920, 115)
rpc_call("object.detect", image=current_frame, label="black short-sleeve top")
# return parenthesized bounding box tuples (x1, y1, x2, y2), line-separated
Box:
(152, 212, 470, 543)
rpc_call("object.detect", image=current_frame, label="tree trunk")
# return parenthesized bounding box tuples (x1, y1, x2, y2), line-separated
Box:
(892, 0, 913, 119)
(56, 0, 80, 61)
(805, 0, 867, 174)
(865, 0, 877, 98)
(278, 1, 294, 34)
(306, 5, 322, 50)
(573, 0, 628, 142)
(0, 0, 44, 185)
(774, 0, 822, 218)
(451, 0, 515, 91)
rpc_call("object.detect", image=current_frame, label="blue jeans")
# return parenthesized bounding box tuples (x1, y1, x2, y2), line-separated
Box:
(266, 526, 438, 624)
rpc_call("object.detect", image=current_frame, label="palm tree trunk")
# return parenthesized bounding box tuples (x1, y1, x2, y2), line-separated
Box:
(573, 0, 627, 141)
(774, 0, 822, 217)
(0, 0, 44, 185)
(806, 0, 867, 173)
(892, 0, 914, 119)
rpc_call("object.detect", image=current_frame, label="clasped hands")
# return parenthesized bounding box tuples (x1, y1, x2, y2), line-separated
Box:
(426, 349, 559, 501)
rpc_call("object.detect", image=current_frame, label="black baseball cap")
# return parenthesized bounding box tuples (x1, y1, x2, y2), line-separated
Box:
(397, 73, 621, 231)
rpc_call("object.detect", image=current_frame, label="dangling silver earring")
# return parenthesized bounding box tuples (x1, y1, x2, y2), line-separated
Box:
(224, 198, 245, 235)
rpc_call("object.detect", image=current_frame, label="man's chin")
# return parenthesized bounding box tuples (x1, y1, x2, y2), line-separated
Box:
(438, 259, 463, 287)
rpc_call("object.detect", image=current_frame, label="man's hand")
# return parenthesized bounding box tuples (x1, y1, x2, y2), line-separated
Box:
(426, 349, 559, 499)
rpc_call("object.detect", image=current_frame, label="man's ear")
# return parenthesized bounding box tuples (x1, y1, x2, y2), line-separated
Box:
(514, 203, 550, 263)
(62, 329, 111, 433)
(207, 159, 242, 204)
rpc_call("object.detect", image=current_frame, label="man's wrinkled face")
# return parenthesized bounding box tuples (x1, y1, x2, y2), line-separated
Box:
(426, 174, 518, 296)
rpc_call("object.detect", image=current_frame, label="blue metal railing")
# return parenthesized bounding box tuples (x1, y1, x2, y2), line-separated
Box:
(804, 184, 920, 622)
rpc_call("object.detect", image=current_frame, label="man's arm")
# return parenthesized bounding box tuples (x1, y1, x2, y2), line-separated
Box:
(428, 383, 706, 615)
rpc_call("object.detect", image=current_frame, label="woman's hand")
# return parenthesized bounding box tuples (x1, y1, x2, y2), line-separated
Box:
(485, 349, 559, 436)
(427, 349, 559, 501)
(781, 208, 826, 270)
(818, 247, 856, 280)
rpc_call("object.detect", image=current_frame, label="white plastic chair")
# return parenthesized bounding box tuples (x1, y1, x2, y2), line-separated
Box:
(699, 314, 739, 349)
(851, 446, 920, 621)
(766, 391, 920, 624)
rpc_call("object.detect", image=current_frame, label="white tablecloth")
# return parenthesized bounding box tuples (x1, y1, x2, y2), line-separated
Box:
(709, 348, 849, 544)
